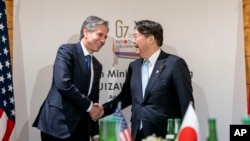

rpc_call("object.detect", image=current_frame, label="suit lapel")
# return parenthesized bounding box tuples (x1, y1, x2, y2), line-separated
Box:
(88, 56, 101, 97)
(76, 42, 88, 75)
(76, 42, 92, 95)
(134, 59, 144, 102)
(143, 51, 167, 101)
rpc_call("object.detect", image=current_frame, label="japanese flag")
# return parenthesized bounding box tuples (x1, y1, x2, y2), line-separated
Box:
(175, 102, 200, 141)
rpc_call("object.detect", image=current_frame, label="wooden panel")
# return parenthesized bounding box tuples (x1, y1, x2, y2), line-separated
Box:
(245, 28, 250, 57)
(5, 0, 13, 62)
(244, 0, 250, 80)
(5, 0, 13, 22)
(246, 57, 250, 84)
(244, 0, 250, 57)
(8, 29, 13, 59)
(244, 0, 250, 113)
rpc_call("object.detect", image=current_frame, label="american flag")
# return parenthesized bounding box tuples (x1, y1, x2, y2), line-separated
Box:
(0, 0, 15, 141)
(113, 106, 133, 141)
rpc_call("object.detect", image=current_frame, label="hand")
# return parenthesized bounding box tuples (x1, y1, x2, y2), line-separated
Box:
(89, 103, 104, 121)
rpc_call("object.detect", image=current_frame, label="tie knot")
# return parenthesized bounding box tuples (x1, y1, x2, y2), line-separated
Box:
(143, 60, 150, 67)
(86, 55, 91, 61)
(86, 55, 91, 69)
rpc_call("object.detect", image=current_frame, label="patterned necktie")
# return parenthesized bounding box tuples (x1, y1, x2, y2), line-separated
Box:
(142, 60, 149, 98)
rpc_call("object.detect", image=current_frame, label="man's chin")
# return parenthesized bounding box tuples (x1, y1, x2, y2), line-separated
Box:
(135, 49, 139, 54)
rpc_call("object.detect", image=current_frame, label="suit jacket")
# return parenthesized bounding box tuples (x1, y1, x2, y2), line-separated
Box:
(33, 42, 102, 140)
(103, 50, 194, 140)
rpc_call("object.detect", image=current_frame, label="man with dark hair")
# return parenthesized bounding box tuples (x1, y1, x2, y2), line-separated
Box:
(95, 20, 194, 141)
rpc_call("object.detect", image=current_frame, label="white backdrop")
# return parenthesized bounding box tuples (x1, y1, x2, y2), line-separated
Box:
(13, 0, 247, 141)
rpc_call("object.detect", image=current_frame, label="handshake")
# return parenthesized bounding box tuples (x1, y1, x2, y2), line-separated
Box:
(89, 103, 104, 121)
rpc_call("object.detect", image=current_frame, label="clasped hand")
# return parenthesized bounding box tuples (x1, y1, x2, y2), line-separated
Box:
(89, 103, 104, 121)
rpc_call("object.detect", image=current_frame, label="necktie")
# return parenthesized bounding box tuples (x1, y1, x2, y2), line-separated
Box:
(142, 60, 149, 98)
(86, 55, 91, 73)
(140, 60, 150, 130)
(85, 55, 91, 93)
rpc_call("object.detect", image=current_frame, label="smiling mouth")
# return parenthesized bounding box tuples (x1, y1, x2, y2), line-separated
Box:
(97, 43, 103, 48)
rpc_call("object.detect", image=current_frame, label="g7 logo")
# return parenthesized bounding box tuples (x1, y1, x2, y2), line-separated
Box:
(115, 20, 129, 38)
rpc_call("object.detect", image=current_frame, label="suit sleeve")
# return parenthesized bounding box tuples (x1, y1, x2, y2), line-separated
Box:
(102, 64, 133, 116)
(90, 120, 99, 138)
(90, 69, 101, 137)
(53, 45, 91, 112)
(173, 58, 194, 117)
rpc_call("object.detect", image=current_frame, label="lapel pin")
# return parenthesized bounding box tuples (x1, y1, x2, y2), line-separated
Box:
(159, 66, 164, 71)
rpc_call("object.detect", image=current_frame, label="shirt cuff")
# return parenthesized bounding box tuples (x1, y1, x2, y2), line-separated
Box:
(92, 135, 99, 140)
(87, 101, 93, 112)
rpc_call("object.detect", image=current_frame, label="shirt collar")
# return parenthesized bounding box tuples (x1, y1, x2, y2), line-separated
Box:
(146, 49, 161, 67)
(80, 42, 91, 57)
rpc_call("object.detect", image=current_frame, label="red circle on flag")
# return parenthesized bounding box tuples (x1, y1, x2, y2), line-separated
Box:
(178, 127, 197, 141)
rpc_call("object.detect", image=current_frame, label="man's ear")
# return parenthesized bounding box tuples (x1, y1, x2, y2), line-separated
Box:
(83, 29, 88, 38)
(148, 35, 155, 45)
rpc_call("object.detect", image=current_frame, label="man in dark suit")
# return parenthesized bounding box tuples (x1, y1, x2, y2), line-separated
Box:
(33, 16, 109, 141)
(97, 20, 194, 141)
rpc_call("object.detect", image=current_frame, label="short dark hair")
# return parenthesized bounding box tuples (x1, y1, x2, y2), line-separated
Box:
(79, 16, 109, 40)
(134, 20, 163, 47)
